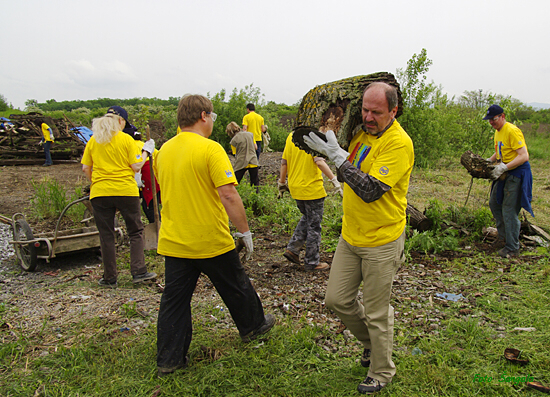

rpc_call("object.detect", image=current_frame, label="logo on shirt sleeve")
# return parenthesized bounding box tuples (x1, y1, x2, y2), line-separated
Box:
(225, 170, 234, 178)
(379, 166, 389, 176)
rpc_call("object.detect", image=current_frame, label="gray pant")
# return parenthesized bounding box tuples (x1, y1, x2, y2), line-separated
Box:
(325, 231, 405, 384)
(287, 198, 325, 269)
(489, 175, 522, 251)
(91, 196, 146, 281)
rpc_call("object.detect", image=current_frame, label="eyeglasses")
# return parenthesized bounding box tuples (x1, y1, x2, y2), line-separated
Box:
(206, 112, 217, 122)
(490, 114, 502, 122)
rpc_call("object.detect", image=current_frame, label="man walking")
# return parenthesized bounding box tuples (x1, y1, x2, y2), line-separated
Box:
(484, 104, 533, 258)
(242, 103, 266, 160)
(304, 82, 414, 394)
(154, 94, 274, 377)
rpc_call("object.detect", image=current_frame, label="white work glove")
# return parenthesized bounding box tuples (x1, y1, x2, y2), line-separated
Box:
(330, 177, 343, 197)
(142, 139, 155, 155)
(491, 162, 508, 180)
(134, 172, 144, 188)
(303, 130, 349, 168)
(233, 231, 253, 261)
(277, 181, 290, 199)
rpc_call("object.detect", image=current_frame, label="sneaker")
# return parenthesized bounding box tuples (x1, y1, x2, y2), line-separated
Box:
(360, 348, 371, 367)
(498, 247, 518, 258)
(241, 314, 275, 342)
(98, 278, 117, 288)
(283, 250, 300, 264)
(304, 262, 330, 272)
(132, 272, 157, 283)
(357, 376, 387, 394)
(157, 356, 189, 378)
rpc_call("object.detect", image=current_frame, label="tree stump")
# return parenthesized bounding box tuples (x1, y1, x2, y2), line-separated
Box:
(294, 72, 403, 150)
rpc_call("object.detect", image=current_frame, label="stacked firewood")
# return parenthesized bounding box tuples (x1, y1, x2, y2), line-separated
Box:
(0, 113, 85, 166)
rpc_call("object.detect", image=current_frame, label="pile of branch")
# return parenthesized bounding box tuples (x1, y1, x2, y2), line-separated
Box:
(0, 113, 85, 166)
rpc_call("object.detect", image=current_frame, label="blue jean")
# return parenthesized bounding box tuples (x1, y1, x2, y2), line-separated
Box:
(156, 251, 266, 369)
(43, 141, 52, 165)
(489, 175, 522, 251)
(255, 141, 262, 160)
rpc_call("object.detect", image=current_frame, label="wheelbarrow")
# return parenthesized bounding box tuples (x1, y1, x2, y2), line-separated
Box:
(1, 196, 123, 272)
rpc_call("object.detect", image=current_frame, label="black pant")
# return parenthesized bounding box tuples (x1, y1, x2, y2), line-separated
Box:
(156, 250, 265, 369)
(235, 167, 260, 190)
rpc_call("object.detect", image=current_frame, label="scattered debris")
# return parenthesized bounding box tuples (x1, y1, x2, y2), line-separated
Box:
(504, 347, 529, 365)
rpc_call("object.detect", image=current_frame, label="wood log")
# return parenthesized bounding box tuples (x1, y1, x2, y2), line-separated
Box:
(406, 204, 432, 232)
(460, 150, 498, 179)
(294, 72, 403, 149)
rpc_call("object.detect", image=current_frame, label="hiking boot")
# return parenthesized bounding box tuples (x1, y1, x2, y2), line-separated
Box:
(132, 272, 157, 283)
(241, 314, 275, 342)
(283, 250, 300, 264)
(98, 278, 117, 288)
(492, 238, 506, 250)
(498, 247, 518, 258)
(360, 348, 371, 367)
(304, 262, 330, 272)
(357, 376, 387, 394)
(157, 356, 189, 378)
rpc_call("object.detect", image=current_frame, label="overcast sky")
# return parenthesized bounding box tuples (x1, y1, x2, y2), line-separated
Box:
(2, 0, 549, 110)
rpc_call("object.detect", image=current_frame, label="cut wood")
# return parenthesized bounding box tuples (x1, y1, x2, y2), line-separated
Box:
(407, 204, 432, 232)
(460, 150, 499, 180)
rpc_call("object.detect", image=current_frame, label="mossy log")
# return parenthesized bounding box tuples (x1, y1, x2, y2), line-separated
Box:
(295, 72, 403, 150)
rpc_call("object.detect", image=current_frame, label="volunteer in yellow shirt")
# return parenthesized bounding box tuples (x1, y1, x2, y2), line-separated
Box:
(154, 94, 274, 377)
(242, 103, 266, 160)
(38, 119, 55, 166)
(81, 106, 157, 287)
(303, 82, 414, 394)
(278, 132, 341, 271)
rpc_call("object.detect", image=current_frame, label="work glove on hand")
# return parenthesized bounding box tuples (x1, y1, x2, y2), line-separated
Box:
(233, 230, 253, 261)
(134, 172, 144, 188)
(303, 130, 349, 168)
(142, 139, 155, 155)
(277, 181, 290, 199)
(330, 177, 343, 197)
(491, 162, 508, 180)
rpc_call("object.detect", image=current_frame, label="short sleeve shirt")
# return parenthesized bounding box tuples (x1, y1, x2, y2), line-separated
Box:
(242, 111, 264, 142)
(342, 121, 414, 247)
(494, 122, 528, 163)
(154, 131, 238, 259)
(81, 131, 143, 199)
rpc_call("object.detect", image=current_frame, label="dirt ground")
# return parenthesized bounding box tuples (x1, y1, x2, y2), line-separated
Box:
(0, 152, 544, 362)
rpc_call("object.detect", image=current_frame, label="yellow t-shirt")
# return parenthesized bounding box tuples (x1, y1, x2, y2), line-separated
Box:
(41, 123, 54, 142)
(282, 133, 326, 201)
(342, 121, 414, 247)
(494, 122, 528, 164)
(154, 131, 238, 259)
(242, 111, 264, 142)
(81, 131, 143, 199)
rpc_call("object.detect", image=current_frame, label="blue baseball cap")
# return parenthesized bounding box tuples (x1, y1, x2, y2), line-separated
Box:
(483, 104, 504, 120)
(107, 106, 130, 127)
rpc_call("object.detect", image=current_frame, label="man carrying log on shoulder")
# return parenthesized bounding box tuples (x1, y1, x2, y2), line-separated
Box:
(484, 104, 533, 258)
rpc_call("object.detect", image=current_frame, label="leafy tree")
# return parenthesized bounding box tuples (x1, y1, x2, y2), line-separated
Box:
(0, 94, 9, 111)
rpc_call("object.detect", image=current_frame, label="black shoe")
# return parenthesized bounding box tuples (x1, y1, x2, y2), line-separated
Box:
(157, 356, 189, 378)
(241, 314, 275, 342)
(357, 376, 387, 394)
(283, 250, 300, 264)
(132, 272, 157, 283)
(360, 348, 371, 367)
(42, 163, 52, 167)
(98, 278, 117, 288)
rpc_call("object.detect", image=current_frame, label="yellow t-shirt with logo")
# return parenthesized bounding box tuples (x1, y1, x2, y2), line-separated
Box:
(494, 122, 527, 164)
(154, 131, 238, 259)
(81, 131, 143, 199)
(342, 121, 414, 247)
(282, 133, 326, 201)
(41, 123, 54, 141)
(242, 111, 264, 142)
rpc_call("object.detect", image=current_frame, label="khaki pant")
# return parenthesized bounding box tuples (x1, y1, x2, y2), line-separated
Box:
(325, 231, 405, 383)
